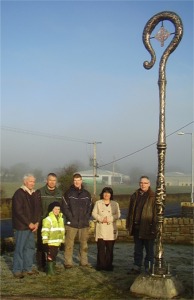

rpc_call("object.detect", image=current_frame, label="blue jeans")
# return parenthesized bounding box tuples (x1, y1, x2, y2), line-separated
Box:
(133, 229, 155, 270)
(13, 230, 35, 273)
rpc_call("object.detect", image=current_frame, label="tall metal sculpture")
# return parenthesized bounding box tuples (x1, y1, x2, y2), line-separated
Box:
(143, 11, 183, 274)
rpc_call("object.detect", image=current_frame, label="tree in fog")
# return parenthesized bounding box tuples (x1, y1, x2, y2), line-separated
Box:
(57, 163, 80, 193)
(0, 167, 12, 182)
(33, 169, 44, 182)
(129, 167, 145, 184)
(1, 163, 43, 182)
(10, 163, 30, 181)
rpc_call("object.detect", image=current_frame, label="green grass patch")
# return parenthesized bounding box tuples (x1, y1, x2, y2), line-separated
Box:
(1, 182, 43, 198)
(1, 181, 191, 199)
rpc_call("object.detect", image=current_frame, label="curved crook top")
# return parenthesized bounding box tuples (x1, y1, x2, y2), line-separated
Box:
(142, 11, 183, 70)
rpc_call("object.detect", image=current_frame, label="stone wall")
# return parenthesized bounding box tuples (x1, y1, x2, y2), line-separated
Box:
(1, 217, 193, 254)
(163, 217, 193, 244)
(89, 218, 194, 245)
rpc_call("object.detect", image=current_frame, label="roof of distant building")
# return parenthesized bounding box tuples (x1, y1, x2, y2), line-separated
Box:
(165, 172, 189, 177)
(77, 169, 129, 177)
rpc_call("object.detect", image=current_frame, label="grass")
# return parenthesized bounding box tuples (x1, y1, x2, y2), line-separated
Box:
(0, 182, 132, 198)
(0, 182, 44, 199)
(1, 243, 193, 300)
(0, 182, 190, 219)
(0, 244, 138, 300)
(0, 181, 191, 199)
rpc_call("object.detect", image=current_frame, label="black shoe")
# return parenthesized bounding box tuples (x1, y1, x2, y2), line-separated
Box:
(145, 268, 150, 274)
(106, 266, 114, 272)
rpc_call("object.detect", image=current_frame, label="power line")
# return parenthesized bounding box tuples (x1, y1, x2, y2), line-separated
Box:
(1, 121, 193, 167)
(98, 121, 194, 168)
(1, 126, 91, 144)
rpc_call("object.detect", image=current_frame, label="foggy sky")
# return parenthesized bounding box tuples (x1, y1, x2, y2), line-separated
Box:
(1, 1, 193, 177)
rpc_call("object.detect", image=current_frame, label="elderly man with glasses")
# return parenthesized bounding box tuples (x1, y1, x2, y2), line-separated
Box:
(126, 176, 156, 274)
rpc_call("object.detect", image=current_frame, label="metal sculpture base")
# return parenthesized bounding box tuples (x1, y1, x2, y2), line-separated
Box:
(130, 273, 184, 299)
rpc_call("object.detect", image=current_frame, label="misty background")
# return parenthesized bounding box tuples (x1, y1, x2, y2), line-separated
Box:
(1, 1, 193, 181)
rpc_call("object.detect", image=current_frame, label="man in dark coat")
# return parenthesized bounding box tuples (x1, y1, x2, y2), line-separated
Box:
(12, 174, 41, 278)
(36, 173, 63, 271)
(62, 173, 93, 268)
(126, 176, 156, 274)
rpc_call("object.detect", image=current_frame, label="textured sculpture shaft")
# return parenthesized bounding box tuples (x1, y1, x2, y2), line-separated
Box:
(142, 11, 183, 272)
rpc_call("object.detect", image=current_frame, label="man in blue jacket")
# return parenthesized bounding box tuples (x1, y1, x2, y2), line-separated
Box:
(62, 173, 93, 268)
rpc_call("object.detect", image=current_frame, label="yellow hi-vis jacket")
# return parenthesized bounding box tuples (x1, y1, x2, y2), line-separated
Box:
(41, 211, 65, 246)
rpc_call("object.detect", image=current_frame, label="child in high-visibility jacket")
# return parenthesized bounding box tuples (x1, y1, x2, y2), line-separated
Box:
(41, 201, 65, 275)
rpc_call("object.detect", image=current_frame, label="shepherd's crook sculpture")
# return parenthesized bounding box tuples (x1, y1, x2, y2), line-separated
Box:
(143, 11, 183, 274)
(130, 12, 184, 298)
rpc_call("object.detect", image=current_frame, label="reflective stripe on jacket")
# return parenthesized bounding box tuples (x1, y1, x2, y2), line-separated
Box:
(41, 211, 65, 246)
(62, 185, 93, 228)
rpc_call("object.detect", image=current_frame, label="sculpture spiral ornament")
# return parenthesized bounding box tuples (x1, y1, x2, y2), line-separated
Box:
(142, 11, 183, 274)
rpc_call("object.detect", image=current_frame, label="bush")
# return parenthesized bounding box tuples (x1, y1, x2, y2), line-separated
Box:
(57, 164, 79, 193)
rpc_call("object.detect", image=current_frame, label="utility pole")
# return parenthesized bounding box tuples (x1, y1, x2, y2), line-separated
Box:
(88, 141, 102, 199)
(178, 132, 194, 203)
(112, 156, 116, 187)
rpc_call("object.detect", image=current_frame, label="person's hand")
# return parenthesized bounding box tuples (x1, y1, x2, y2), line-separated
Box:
(102, 216, 107, 223)
(32, 222, 39, 232)
(29, 223, 35, 230)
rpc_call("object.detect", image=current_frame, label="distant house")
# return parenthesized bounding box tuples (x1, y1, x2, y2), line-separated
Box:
(165, 172, 191, 186)
(77, 169, 130, 185)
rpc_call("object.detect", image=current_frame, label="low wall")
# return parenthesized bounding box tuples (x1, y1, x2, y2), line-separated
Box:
(89, 218, 194, 245)
(1, 217, 193, 255)
(163, 217, 194, 244)
(181, 202, 194, 218)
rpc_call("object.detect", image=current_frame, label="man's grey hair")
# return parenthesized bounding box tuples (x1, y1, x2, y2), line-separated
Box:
(139, 176, 150, 181)
(23, 174, 36, 181)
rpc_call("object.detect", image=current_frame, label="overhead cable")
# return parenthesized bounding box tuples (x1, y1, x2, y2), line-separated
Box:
(98, 120, 194, 168)
(1, 125, 90, 144)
